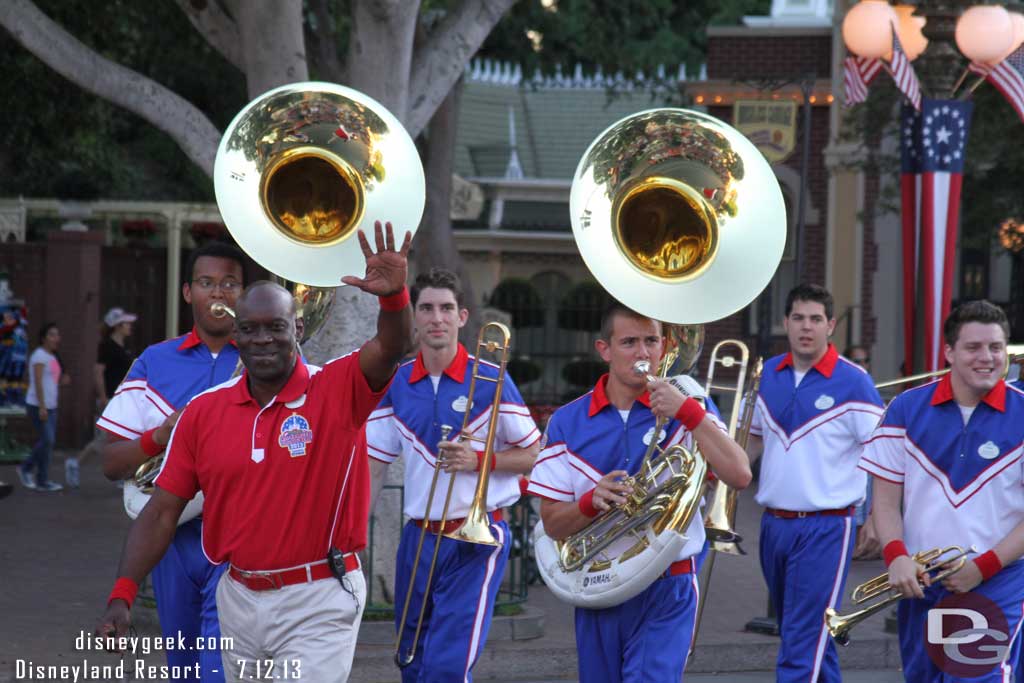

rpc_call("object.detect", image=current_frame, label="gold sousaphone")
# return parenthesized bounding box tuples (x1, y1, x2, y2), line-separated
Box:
(533, 108, 787, 608)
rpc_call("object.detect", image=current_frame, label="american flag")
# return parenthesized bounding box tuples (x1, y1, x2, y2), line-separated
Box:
(889, 29, 922, 111)
(968, 45, 1024, 123)
(843, 56, 882, 106)
(900, 98, 973, 372)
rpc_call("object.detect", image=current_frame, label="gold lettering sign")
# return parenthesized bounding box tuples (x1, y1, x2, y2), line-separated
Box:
(732, 100, 797, 163)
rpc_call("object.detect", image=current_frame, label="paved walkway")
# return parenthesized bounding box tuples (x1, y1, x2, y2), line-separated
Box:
(0, 452, 903, 682)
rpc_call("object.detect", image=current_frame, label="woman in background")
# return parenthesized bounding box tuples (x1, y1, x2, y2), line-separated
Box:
(18, 322, 69, 491)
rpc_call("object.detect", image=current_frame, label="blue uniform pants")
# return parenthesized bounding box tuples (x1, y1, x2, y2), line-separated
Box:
(898, 560, 1024, 682)
(574, 567, 699, 683)
(759, 512, 855, 683)
(394, 519, 510, 683)
(150, 518, 226, 682)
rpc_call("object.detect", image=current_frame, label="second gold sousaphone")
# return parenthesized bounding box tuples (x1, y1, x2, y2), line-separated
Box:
(533, 108, 786, 608)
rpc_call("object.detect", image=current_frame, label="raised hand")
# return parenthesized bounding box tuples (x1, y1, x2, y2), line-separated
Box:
(341, 220, 412, 296)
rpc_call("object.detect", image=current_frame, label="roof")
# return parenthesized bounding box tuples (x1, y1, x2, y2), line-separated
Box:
(455, 60, 701, 181)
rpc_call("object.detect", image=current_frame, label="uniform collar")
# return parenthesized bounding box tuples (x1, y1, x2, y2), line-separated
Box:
(230, 358, 310, 405)
(775, 343, 839, 379)
(176, 326, 237, 352)
(929, 373, 1006, 412)
(588, 373, 652, 417)
(408, 343, 468, 384)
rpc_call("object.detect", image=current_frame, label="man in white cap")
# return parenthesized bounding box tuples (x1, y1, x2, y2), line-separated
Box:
(70, 306, 138, 487)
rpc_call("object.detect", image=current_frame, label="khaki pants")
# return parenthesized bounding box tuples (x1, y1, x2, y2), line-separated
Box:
(216, 568, 365, 683)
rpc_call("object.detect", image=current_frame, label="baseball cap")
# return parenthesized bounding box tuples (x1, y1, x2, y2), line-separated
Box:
(104, 307, 138, 327)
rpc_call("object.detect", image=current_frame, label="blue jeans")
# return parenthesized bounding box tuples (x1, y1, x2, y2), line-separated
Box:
(22, 405, 57, 487)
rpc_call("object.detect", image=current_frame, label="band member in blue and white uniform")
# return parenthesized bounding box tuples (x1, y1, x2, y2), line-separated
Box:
(745, 283, 884, 683)
(862, 300, 1024, 682)
(366, 268, 540, 683)
(96, 242, 247, 682)
(527, 302, 751, 683)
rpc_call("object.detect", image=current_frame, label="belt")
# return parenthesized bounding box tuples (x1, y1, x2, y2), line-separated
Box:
(228, 554, 359, 592)
(767, 506, 855, 519)
(664, 559, 694, 577)
(412, 509, 503, 534)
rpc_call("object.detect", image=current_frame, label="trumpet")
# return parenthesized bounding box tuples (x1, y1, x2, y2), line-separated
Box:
(393, 322, 512, 668)
(825, 544, 976, 646)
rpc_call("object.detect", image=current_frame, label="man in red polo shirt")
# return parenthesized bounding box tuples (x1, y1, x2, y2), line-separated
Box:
(96, 222, 412, 683)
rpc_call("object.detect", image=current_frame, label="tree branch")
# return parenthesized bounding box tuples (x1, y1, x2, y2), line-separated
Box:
(173, 0, 244, 72)
(0, 0, 222, 177)
(406, 0, 515, 137)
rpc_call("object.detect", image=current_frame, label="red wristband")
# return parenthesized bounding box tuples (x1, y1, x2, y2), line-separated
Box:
(379, 286, 410, 312)
(139, 428, 164, 457)
(883, 540, 910, 567)
(578, 488, 600, 518)
(973, 550, 1003, 581)
(108, 577, 139, 608)
(475, 450, 495, 472)
(675, 397, 706, 431)
(518, 476, 530, 496)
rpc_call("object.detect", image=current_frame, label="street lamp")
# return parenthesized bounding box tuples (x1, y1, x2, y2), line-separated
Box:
(842, 1, 1024, 98)
(839, 1, 1024, 374)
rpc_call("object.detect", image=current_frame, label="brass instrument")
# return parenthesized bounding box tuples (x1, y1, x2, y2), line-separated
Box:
(569, 108, 786, 325)
(213, 81, 425, 287)
(555, 343, 709, 576)
(394, 322, 512, 668)
(534, 107, 787, 609)
(690, 345, 762, 655)
(875, 352, 1024, 391)
(825, 545, 975, 646)
(702, 341, 760, 555)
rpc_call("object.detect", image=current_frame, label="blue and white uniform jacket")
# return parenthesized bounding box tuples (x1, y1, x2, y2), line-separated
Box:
(98, 328, 240, 443)
(366, 343, 540, 520)
(751, 344, 884, 511)
(860, 376, 1024, 556)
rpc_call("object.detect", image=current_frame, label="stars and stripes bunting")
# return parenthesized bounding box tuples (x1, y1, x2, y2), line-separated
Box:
(900, 98, 973, 372)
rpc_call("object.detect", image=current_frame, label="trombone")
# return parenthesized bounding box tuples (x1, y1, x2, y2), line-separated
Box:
(691, 342, 761, 655)
(875, 351, 1024, 392)
(825, 544, 975, 645)
(393, 322, 512, 668)
(702, 340, 761, 555)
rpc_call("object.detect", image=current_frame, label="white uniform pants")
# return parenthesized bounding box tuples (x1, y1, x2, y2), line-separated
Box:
(215, 569, 365, 683)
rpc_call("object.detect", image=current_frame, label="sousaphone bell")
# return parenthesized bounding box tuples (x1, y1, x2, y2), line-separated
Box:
(214, 81, 425, 287)
(570, 108, 786, 325)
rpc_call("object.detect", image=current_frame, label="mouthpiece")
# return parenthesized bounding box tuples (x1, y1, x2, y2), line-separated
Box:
(210, 302, 236, 319)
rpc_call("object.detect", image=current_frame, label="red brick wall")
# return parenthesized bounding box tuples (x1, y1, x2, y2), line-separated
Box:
(707, 35, 832, 81)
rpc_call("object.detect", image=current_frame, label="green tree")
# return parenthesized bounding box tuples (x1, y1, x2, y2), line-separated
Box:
(481, 0, 771, 77)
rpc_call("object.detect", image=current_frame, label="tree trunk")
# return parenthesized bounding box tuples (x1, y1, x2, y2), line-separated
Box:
(414, 78, 483, 343)
(234, 0, 309, 97)
(345, 0, 420, 118)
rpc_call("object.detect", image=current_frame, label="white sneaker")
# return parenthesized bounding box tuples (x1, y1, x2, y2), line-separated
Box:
(17, 467, 36, 490)
(38, 481, 63, 492)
